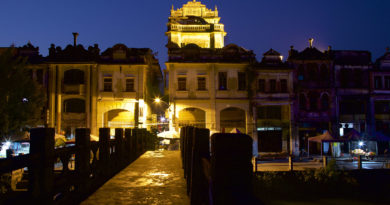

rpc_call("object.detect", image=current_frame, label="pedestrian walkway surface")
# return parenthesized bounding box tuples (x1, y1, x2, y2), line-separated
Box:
(82, 151, 189, 205)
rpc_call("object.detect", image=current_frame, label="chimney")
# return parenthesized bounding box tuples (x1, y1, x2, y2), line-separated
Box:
(72, 32, 79, 47)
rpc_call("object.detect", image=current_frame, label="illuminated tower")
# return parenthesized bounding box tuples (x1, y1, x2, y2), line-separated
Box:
(166, 0, 227, 48)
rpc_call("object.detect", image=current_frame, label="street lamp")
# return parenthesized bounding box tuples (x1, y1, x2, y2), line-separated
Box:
(154, 97, 173, 131)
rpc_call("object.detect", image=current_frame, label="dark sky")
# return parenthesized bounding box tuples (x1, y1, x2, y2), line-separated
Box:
(1, 0, 389, 67)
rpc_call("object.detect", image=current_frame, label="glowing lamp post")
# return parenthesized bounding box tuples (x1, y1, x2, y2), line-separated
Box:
(154, 97, 172, 131)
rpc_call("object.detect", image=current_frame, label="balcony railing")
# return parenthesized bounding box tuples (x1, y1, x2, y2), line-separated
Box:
(63, 84, 85, 95)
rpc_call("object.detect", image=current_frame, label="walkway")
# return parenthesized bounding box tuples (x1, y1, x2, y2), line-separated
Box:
(81, 151, 189, 205)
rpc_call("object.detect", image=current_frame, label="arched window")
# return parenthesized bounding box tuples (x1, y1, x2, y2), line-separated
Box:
(307, 63, 318, 81)
(320, 64, 329, 81)
(299, 93, 307, 110)
(308, 92, 318, 111)
(321, 93, 329, 111)
(64, 69, 84, 85)
(64, 99, 85, 113)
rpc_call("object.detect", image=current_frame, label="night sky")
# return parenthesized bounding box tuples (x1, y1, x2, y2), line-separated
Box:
(0, 0, 389, 66)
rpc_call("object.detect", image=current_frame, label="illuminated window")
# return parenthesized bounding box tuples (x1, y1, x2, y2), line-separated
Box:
(258, 79, 265, 92)
(238, 72, 246, 90)
(178, 77, 187, 91)
(103, 77, 112, 92)
(197, 77, 206, 91)
(218, 72, 227, 90)
(125, 78, 135, 92)
(269, 79, 276, 93)
(374, 76, 382, 89)
(280, 79, 288, 93)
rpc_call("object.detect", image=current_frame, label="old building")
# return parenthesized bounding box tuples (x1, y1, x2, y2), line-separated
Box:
(254, 49, 294, 154)
(12, 37, 161, 137)
(165, 1, 258, 154)
(330, 50, 372, 137)
(370, 48, 390, 137)
(288, 42, 336, 153)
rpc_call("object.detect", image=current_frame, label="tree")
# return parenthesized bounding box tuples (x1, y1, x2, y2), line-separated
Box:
(0, 48, 45, 140)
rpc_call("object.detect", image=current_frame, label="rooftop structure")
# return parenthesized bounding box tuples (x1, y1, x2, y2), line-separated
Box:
(166, 0, 226, 49)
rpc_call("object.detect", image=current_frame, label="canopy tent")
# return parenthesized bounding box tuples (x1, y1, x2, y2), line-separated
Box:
(342, 129, 363, 141)
(157, 130, 179, 139)
(308, 131, 345, 156)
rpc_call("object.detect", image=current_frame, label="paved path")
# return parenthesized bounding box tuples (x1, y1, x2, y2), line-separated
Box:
(82, 151, 189, 205)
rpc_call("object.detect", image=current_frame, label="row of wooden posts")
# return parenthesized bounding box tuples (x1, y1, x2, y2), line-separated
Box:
(180, 126, 259, 205)
(0, 127, 157, 205)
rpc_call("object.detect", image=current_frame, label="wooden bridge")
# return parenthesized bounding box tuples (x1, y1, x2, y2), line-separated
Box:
(0, 127, 156, 204)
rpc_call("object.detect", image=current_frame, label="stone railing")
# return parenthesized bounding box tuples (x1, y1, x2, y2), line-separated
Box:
(0, 127, 157, 204)
(170, 24, 224, 32)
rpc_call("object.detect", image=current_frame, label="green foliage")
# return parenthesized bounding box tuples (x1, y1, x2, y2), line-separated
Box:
(144, 52, 162, 105)
(256, 160, 358, 189)
(0, 49, 45, 139)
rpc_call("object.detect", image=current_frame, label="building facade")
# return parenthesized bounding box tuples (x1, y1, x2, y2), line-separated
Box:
(15, 40, 161, 138)
(254, 49, 294, 154)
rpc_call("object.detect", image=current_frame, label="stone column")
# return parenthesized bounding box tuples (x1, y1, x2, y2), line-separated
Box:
(56, 66, 62, 133)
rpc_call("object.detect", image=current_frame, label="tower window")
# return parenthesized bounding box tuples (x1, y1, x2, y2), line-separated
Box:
(125, 78, 135, 92)
(238, 72, 246, 91)
(258, 79, 265, 92)
(218, 72, 227, 90)
(103, 77, 112, 92)
(178, 77, 187, 91)
(280, 79, 288, 93)
(197, 77, 206, 91)
(269, 79, 276, 93)
(385, 76, 390, 90)
(374, 76, 382, 89)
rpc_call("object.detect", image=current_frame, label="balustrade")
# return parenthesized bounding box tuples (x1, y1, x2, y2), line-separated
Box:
(0, 127, 157, 204)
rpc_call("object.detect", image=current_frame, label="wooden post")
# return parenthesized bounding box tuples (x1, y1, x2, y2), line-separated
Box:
(141, 128, 147, 153)
(99, 128, 110, 175)
(133, 129, 140, 157)
(289, 155, 293, 171)
(323, 156, 328, 168)
(115, 128, 124, 166)
(29, 128, 55, 204)
(6, 149, 13, 158)
(358, 155, 363, 169)
(75, 128, 91, 194)
(190, 128, 210, 205)
(124, 129, 132, 162)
